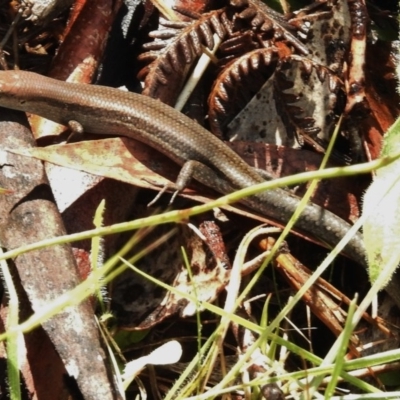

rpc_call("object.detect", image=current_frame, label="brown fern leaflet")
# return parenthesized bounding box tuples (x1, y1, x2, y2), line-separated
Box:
(208, 47, 279, 137)
(137, 8, 231, 103)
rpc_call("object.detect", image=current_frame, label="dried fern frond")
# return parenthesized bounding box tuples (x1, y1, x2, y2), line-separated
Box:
(208, 47, 279, 137)
(274, 55, 342, 149)
(138, 8, 231, 102)
(230, 0, 308, 55)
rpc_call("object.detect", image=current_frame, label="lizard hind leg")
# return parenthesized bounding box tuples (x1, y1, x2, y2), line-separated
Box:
(147, 160, 197, 206)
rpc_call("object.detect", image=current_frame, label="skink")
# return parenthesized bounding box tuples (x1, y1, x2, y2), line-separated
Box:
(0, 70, 365, 265)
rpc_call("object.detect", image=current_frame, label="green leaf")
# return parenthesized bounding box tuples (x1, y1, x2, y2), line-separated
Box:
(363, 117, 400, 285)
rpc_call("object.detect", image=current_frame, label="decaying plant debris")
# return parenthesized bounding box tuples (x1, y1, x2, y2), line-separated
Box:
(0, 0, 399, 398)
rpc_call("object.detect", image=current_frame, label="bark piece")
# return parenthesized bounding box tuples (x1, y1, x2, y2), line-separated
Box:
(0, 110, 119, 400)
